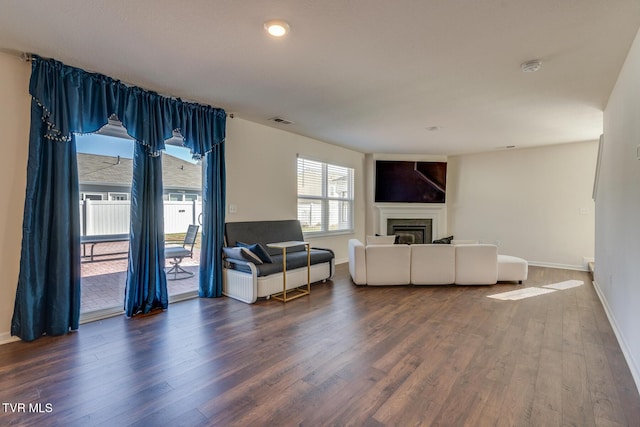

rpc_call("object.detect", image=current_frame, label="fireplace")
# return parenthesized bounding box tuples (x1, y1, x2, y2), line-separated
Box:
(387, 218, 432, 244)
(376, 203, 447, 242)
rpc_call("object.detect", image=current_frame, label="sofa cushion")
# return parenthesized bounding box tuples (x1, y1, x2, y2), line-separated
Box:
(455, 244, 498, 285)
(451, 239, 479, 245)
(228, 249, 333, 277)
(222, 246, 264, 265)
(366, 235, 397, 245)
(365, 244, 411, 285)
(376, 233, 400, 243)
(348, 239, 367, 285)
(237, 242, 273, 263)
(410, 244, 455, 285)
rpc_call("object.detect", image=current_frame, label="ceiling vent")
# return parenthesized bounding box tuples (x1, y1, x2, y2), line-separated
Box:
(269, 116, 294, 125)
(521, 59, 542, 73)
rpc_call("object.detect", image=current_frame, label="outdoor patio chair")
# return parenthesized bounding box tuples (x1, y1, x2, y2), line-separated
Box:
(165, 224, 199, 280)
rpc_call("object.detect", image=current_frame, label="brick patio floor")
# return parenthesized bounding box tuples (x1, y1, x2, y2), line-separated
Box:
(81, 241, 200, 314)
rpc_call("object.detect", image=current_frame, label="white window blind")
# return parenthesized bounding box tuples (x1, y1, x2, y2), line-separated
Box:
(297, 157, 354, 234)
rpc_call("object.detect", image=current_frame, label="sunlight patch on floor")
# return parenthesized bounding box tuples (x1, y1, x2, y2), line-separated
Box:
(488, 280, 585, 301)
(488, 287, 557, 301)
(543, 280, 584, 290)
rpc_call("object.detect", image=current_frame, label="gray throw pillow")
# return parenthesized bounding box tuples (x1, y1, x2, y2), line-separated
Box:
(222, 246, 263, 264)
(237, 242, 273, 263)
(432, 235, 454, 244)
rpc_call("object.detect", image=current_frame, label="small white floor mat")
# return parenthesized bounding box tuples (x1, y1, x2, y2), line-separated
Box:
(488, 287, 557, 301)
(543, 280, 584, 290)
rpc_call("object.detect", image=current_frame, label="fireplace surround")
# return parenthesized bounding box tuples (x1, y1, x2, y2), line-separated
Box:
(376, 204, 447, 243)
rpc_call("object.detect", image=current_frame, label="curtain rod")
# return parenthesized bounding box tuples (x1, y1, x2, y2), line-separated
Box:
(0, 48, 235, 118)
(0, 47, 32, 62)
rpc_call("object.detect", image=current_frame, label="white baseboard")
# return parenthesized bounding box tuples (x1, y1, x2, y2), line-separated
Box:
(0, 331, 20, 345)
(528, 260, 589, 272)
(592, 279, 640, 395)
(335, 258, 348, 265)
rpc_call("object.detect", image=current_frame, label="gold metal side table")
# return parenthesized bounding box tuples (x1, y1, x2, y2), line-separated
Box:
(267, 241, 311, 302)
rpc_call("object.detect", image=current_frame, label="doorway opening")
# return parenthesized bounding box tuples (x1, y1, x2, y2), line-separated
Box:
(77, 126, 202, 322)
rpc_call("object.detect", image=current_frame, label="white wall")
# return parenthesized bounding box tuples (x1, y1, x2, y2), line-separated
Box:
(225, 117, 366, 263)
(0, 53, 30, 343)
(447, 142, 598, 269)
(596, 28, 640, 390)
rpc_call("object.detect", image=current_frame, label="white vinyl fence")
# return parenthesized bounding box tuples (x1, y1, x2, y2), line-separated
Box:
(80, 200, 202, 235)
(163, 201, 202, 234)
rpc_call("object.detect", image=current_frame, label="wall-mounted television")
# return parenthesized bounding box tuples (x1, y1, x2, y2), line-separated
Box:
(375, 160, 447, 203)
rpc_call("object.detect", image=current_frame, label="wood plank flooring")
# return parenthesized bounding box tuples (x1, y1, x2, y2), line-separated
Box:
(1, 264, 639, 426)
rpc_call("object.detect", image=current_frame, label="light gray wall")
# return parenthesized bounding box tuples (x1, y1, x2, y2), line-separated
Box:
(597, 27, 640, 390)
(447, 142, 598, 269)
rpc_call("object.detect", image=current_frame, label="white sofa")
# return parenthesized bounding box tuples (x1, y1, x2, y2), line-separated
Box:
(348, 239, 527, 286)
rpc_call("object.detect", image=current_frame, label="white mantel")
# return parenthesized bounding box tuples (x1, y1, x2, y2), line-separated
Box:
(375, 203, 447, 240)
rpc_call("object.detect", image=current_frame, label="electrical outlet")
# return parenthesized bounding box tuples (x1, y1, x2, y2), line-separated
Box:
(228, 204, 237, 214)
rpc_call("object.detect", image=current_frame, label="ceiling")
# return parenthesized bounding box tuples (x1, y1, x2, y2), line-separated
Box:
(1, 0, 639, 155)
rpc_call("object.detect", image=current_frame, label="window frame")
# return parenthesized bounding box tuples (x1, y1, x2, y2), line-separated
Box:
(297, 156, 355, 237)
(108, 192, 130, 201)
(81, 192, 104, 201)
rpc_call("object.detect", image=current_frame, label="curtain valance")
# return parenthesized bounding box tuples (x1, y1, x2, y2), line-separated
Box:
(29, 55, 226, 156)
(12, 55, 226, 341)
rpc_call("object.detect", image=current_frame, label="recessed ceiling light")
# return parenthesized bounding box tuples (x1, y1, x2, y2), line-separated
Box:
(264, 20, 290, 37)
(521, 59, 542, 73)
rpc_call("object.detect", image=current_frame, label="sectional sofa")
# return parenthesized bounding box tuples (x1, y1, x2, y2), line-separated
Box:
(348, 239, 527, 286)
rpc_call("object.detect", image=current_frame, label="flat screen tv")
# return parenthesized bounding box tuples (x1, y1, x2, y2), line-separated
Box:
(375, 160, 447, 203)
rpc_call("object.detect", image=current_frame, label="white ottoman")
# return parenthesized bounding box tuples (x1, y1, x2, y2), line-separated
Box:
(497, 255, 528, 284)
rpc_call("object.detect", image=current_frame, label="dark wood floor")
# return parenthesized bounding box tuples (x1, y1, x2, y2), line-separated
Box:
(1, 264, 639, 426)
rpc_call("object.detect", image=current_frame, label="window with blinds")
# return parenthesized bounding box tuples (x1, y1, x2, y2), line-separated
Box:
(297, 157, 354, 234)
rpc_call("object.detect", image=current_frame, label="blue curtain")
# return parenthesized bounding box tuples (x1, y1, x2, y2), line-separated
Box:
(12, 56, 226, 341)
(199, 142, 226, 297)
(11, 102, 82, 342)
(125, 144, 168, 316)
